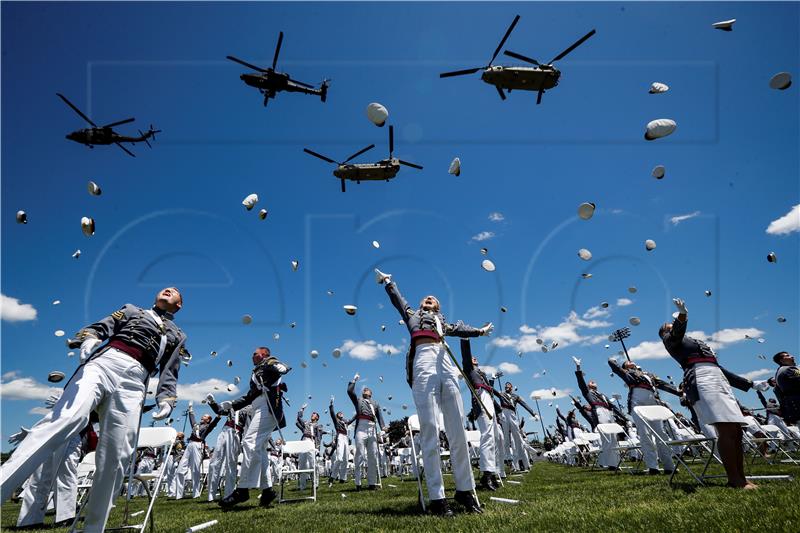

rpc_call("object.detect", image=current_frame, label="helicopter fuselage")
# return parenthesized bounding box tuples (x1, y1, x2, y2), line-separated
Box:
(333, 159, 401, 182)
(66, 128, 151, 147)
(240, 71, 323, 96)
(481, 65, 561, 91)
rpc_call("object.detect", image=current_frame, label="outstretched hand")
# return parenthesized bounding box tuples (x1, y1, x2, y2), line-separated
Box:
(572, 356, 582, 367)
(480, 322, 494, 337)
(673, 298, 688, 315)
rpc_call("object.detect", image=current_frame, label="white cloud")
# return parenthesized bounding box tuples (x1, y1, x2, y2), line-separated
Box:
(530, 388, 572, 400)
(492, 311, 610, 354)
(766, 204, 800, 235)
(0, 374, 61, 401)
(339, 340, 402, 361)
(616, 298, 633, 307)
(481, 365, 499, 378)
(532, 372, 543, 379)
(1, 294, 38, 322)
(498, 362, 521, 375)
(629, 326, 766, 361)
(583, 305, 610, 319)
(670, 211, 701, 226)
(471, 231, 495, 242)
(29, 407, 50, 415)
(176, 378, 240, 403)
(740, 368, 772, 381)
(488, 212, 505, 222)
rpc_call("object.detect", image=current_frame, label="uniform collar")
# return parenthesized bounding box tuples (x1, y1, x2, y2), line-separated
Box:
(152, 306, 174, 321)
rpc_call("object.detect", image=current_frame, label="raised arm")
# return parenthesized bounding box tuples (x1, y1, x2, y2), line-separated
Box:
(516, 397, 537, 417)
(443, 318, 483, 338)
(756, 390, 769, 409)
(556, 406, 567, 422)
(347, 379, 359, 409)
(200, 416, 221, 439)
(329, 401, 337, 423)
(608, 358, 634, 386)
(384, 280, 413, 322)
(574, 368, 590, 399)
(296, 409, 306, 432)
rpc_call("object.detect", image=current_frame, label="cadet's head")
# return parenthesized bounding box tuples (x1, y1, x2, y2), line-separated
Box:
(252, 346, 271, 366)
(176, 432, 185, 441)
(622, 361, 636, 370)
(471, 356, 479, 366)
(505, 382, 513, 392)
(337, 411, 344, 420)
(362, 387, 372, 399)
(155, 287, 182, 313)
(659, 322, 672, 340)
(773, 351, 795, 366)
(311, 412, 320, 423)
(419, 295, 440, 313)
(768, 377, 777, 388)
(768, 398, 778, 406)
(201, 414, 212, 424)
(588, 380, 598, 390)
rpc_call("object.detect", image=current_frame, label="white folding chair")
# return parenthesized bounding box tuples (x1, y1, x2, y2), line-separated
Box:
(278, 440, 317, 503)
(75, 452, 96, 505)
(633, 406, 717, 487)
(72, 427, 177, 533)
(407, 414, 426, 512)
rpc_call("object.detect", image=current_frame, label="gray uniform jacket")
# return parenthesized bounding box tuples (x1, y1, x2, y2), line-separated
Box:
(775, 365, 800, 423)
(75, 304, 188, 406)
(575, 369, 620, 427)
(384, 280, 482, 386)
(608, 358, 680, 413)
(296, 409, 324, 448)
(348, 380, 385, 432)
(661, 316, 753, 403)
(460, 339, 494, 418)
(494, 389, 536, 418)
(230, 357, 291, 429)
(329, 403, 350, 435)
(188, 410, 220, 443)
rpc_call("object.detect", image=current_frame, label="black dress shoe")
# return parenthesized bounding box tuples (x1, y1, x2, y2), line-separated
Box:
(53, 518, 75, 528)
(355, 485, 362, 491)
(454, 490, 483, 514)
(367, 484, 378, 490)
(490, 473, 501, 489)
(648, 468, 661, 475)
(428, 498, 454, 517)
(259, 487, 277, 507)
(219, 488, 249, 508)
(479, 472, 497, 491)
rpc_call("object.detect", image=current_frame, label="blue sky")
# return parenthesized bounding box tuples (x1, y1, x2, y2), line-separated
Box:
(2, 2, 798, 450)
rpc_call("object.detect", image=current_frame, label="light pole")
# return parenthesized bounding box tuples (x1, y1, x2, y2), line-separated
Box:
(532, 395, 547, 440)
(610, 327, 632, 362)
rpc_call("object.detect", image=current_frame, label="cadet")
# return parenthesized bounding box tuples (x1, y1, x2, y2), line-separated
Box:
(494, 381, 537, 472)
(572, 356, 620, 469)
(461, 340, 500, 491)
(206, 396, 246, 501)
(175, 403, 219, 499)
(296, 404, 322, 490)
(1, 287, 187, 532)
(348, 374, 385, 490)
(772, 352, 800, 425)
(329, 396, 351, 485)
(219, 347, 290, 508)
(377, 269, 491, 516)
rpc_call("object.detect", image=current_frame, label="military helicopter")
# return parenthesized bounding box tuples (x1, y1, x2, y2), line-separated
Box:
(57, 93, 160, 157)
(227, 31, 329, 107)
(304, 126, 422, 192)
(439, 15, 596, 105)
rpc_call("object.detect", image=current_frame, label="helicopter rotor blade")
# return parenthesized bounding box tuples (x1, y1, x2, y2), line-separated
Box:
(536, 87, 544, 105)
(342, 144, 375, 164)
(549, 28, 596, 64)
(102, 117, 135, 129)
(398, 160, 423, 170)
(303, 148, 337, 164)
(389, 125, 394, 158)
(503, 50, 540, 66)
(495, 85, 507, 100)
(489, 14, 521, 66)
(56, 93, 97, 127)
(272, 31, 284, 71)
(115, 142, 136, 157)
(226, 55, 268, 72)
(439, 67, 482, 78)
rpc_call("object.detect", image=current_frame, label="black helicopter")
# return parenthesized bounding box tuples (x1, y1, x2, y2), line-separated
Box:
(440, 15, 596, 105)
(57, 93, 160, 157)
(304, 126, 422, 192)
(227, 31, 329, 107)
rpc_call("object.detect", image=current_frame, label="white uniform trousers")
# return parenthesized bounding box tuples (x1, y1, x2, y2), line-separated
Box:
(411, 343, 475, 500)
(332, 433, 349, 481)
(767, 413, 794, 439)
(16, 433, 82, 527)
(207, 426, 239, 500)
(0, 349, 147, 533)
(354, 423, 378, 486)
(475, 389, 498, 474)
(630, 392, 675, 471)
(501, 408, 528, 470)
(163, 455, 176, 497)
(493, 417, 506, 477)
(595, 407, 620, 468)
(175, 441, 203, 498)
(238, 395, 278, 489)
(133, 456, 155, 496)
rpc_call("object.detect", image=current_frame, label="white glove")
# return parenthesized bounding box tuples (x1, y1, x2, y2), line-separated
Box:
(330, 395, 335, 404)
(572, 356, 582, 367)
(353, 373, 360, 382)
(374, 269, 392, 285)
(301, 402, 308, 410)
(152, 401, 172, 420)
(8, 427, 30, 445)
(220, 401, 232, 412)
(206, 393, 216, 403)
(673, 298, 688, 316)
(44, 391, 63, 409)
(753, 380, 770, 392)
(609, 356, 620, 364)
(480, 322, 494, 337)
(79, 338, 101, 363)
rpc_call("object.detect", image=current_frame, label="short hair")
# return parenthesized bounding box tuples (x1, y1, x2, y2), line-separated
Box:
(773, 351, 790, 365)
(257, 346, 271, 355)
(658, 322, 671, 338)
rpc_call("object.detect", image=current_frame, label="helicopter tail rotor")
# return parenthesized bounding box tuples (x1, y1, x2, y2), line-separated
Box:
(320, 79, 330, 103)
(138, 130, 152, 148)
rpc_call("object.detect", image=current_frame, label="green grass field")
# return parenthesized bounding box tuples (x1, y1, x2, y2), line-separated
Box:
(3, 461, 799, 532)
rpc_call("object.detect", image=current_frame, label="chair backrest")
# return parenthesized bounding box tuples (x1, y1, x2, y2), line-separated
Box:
(282, 439, 315, 455)
(137, 427, 178, 448)
(201, 459, 210, 473)
(408, 414, 420, 432)
(633, 405, 674, 423)
(760, 424, 782, 435)
(596, 423, 624, 435)
(465, 430, 481, 447)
